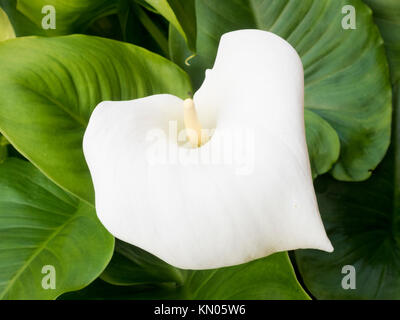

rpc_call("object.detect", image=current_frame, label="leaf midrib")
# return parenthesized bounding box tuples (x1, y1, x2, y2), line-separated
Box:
(19, 83, 87, 127)
(0, 209, 79, 299)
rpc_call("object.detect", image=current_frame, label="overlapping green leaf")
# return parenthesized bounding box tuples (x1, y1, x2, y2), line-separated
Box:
(72, 242, 310, 300)
(181, 253, 309, 299)
(363, 0, 400, 85)
(0, 0, 45, 36)
(16, 0, 118, 36)
(0, 8, 13, 164)
(0, 35, 191, 203)
(0, 158, 114, 299)
(131, 2, 170, 56)
(3, 0, 171, 56)
(143, 0, 196, 51)
(170, 0, 392, 181)
(0, 136, 7, 163)
(60, 279, 178, 300)
(100, 240, 185, 286)
(12, 0, 196, 53)
(305, 110, 340, 179)
(295, 86, 400, 299)
(0, 144, 6, 164)
(0, 6, 15, 40)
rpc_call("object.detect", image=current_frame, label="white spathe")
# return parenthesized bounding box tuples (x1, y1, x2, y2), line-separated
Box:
(83, 30, 333, 270)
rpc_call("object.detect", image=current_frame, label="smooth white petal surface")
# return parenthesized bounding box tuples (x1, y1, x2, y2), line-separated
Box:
(83, 30, 333, 270)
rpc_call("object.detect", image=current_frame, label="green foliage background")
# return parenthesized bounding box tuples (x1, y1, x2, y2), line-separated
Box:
(0, 0, 398, 299)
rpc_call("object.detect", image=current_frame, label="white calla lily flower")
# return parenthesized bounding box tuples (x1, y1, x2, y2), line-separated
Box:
(83, 30, 333, 270)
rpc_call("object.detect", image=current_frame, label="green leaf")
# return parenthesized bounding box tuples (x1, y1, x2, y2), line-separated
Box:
(60, 279, 179, 300)
(133, 3, 169, 56)
(305, 110, 340, 179)
(0, 35, 191, 203)
(100, 242, 309, 300)
(16, 0, 119, 36)
(100, 240, 185, 286)
(133, 0, 158, 13)
(0, 6, 15, 40)
(170, 0, 392, 181)
(0, 135, 8, 163)
(0, 158, 114, 300)
(81, 2, 168, 57)
(0, 148, 6, 164)
(295, 85, 400, 299)
(181, 253, 309, 299)
(363, 0, 400, 84)
(143, 0, 196, 51)
(4, 0, 169, 54)
(0, 0, 45, 36)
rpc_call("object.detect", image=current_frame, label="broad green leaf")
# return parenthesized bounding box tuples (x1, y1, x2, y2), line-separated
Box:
(181, 253, 309, 299)
(100, 242, 309, 300)
(100, 240, 185, 286)
(0, 7, 15, 40)
(295, 86, 400, 299)
(143, 0, 196, 51)
(0, 158, 114, 300)
(363, 0, 400, 84)
(0, 35, 191, 203)
(170, 0, 392, 181)
(16, 0, 118, 35)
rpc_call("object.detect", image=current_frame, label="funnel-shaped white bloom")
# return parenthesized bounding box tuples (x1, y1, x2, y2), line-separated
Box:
(83, 30, 333, 270)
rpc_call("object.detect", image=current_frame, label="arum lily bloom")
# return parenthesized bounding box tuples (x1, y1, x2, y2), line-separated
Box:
(83, 30, 333, 270)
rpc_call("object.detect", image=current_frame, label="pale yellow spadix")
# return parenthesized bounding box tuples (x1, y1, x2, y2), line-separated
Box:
(183, 98, 203, 147)
(83, 30, 333, 270)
